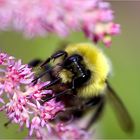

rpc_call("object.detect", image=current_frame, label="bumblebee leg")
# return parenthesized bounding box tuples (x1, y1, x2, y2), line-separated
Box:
(28, 59, 42, 67)
(32, 65, 58, 83)
(63, 96, 105, 130)
(44, 89, 72, 102)
(65, 96, 103, 111)
(42, 77, 61, 89)
(28, 59, 43, 85)
(41, 51, 68, 67)
(85, 96, 105, 130)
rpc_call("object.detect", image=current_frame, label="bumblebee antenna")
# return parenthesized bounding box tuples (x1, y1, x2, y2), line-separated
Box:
(42, 78, 61, 89)
(32, 64, 61, 84)
(44, 89, 72, 102)
(32, 69, 52, 83)
(40, 51, 68, 67)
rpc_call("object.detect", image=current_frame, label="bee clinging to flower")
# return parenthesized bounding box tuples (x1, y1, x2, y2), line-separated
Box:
(30, 43, 134, 132)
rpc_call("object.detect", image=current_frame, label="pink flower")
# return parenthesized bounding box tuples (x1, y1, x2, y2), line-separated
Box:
(0, 54, 34, 93)
(27, 123, 90, 140)
(0, 53, 8, 64)
(0, 0, 120, 47)
(54, 123, 90, 140)
(0, 0, 13, 30)
(0, 52, 65, 139)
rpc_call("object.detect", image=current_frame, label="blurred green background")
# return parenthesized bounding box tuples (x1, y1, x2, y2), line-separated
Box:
(0, 1, 139, 139)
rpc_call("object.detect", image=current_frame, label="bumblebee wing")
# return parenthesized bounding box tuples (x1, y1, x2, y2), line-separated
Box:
(106, 81, 134, 132)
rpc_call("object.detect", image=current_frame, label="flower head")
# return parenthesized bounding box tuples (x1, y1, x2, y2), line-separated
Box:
(0, 52, 65, 138)
(27, 123, 90, 140)
(0, 0, 120, 47)
(54, 123, 90, 140)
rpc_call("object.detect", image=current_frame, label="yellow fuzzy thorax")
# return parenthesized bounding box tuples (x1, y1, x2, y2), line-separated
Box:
(59, 43, 111, 98)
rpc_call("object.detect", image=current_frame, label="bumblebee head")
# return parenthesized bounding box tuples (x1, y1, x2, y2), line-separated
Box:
(59, 43, 111, 97)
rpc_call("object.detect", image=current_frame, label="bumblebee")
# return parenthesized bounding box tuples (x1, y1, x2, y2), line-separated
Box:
(29, 43, 134, 132)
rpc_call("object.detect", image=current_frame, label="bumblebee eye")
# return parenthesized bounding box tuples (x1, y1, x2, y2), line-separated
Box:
(63, 54, 83, 66)
(69, 54, 83, 62)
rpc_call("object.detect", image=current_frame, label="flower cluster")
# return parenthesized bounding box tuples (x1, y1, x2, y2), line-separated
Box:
(54, 123, 90, 140)
(0, 0, 120, 47)
(30, 123, 90, 140)
(0, 52, 90, 139)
